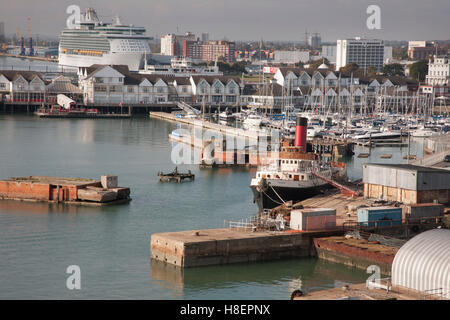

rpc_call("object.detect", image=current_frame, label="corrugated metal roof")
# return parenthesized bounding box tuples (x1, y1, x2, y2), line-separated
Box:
(392, 229, 450, 298)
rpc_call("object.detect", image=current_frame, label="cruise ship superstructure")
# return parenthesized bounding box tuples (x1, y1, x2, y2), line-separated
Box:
(58, 8, 151, 71)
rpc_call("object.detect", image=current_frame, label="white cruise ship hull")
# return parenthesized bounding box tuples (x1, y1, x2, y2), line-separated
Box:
(58, 52, 145, 72)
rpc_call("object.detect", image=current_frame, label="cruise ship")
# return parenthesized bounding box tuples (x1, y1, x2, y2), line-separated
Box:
(58, 8, 151, 71)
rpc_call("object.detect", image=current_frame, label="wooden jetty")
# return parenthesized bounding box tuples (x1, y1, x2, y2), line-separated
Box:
(158, 167, 195, 183)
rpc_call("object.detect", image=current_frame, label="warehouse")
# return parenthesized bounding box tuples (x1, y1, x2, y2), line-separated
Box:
(391, 229, 450, 299)
(363, 164, 450, 204)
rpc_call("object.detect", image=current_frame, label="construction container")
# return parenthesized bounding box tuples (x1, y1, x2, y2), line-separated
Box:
(290, 208, 336, 231)
(357, 206, 402, 228)
(404, 203, 443, 219)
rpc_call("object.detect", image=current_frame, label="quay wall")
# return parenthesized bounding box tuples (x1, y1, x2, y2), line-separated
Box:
(150, 228, 344, 268)
(0, 180, 102, 202)
(0, 181, 51, 201)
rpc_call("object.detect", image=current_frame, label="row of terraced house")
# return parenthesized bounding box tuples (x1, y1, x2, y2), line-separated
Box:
(0, 64, 421, 112)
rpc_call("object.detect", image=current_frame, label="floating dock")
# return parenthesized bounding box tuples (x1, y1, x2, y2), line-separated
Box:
(158, 168, 195, 183)
(0, 175, 130, 206)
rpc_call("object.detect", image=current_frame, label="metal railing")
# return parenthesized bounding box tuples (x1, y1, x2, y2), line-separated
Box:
(423, 288, 450, 300)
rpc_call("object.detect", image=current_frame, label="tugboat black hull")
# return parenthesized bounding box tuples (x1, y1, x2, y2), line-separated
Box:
(251, 184, 333, 212)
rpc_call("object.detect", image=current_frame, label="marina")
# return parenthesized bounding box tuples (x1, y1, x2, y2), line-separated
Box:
(0, 2, 449, 304)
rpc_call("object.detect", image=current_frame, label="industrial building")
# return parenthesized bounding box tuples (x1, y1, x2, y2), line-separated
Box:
(392, 229, 450, 299)
(363, 163, 450, 204)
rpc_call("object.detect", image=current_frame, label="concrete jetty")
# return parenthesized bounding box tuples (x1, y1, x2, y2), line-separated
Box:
(150, 228, 343, 268)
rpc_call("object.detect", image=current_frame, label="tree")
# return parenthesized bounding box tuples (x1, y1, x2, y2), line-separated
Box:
(367, 66, 377, 76)
(339, 62, 360, 73)
(382, 63, 405, 77)
(307, 58, 330, 70)
(409, 59, 428, 82)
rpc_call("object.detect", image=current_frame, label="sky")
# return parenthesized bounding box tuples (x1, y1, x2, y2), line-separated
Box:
(0, 0, 449, 42)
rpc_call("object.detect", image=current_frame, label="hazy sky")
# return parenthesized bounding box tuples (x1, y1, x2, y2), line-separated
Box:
(1, 0, 449, 41)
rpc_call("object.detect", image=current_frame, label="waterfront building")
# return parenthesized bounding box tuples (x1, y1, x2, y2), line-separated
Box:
(160, 32, 196, 56)
(336, 37, 384, 72)
(78, 65, 171, 105)
(190, 75, 241, 105)
(363, 164, 450, 204)
(0, 70, 46, 103)
(274, 67, 360, 88)
(0, 71, 83, 104)
(77, 65, 241, 106)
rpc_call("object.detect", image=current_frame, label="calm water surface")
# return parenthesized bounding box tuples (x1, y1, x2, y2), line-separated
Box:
(0, 114, 423, 299)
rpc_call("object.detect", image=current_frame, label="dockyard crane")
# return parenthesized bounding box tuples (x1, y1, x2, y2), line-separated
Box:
(27, 17, 34, 56)
(17, 26, 25, 56)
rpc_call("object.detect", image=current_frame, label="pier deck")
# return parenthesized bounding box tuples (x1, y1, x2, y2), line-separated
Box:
(150, 112, 269, 141)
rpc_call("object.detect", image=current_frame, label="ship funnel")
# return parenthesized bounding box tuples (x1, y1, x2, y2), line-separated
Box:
(294, 116, 308, 152)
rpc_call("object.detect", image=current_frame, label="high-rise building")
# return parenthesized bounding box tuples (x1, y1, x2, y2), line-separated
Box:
(160, 32, 196, 56)
(336, 37, 384, 72)
(182, 40, 235, 63)
(201, 33, 209, 42)
(0, 22, 5, 43)
(307, 33, 321, 48)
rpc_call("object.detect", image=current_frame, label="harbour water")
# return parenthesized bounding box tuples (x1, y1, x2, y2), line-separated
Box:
(0, 114, 424, 299)
(0, 56, 68, 73)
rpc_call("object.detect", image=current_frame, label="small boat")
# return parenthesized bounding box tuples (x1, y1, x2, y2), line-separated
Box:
(243, 113, 263, 128)
(219, 108, 234, 121)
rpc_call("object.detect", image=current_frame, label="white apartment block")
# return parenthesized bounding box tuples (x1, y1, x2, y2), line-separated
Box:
(160, 32, 196, 56)
(336, 38, 384, 72)
(426, 55, 449, 86)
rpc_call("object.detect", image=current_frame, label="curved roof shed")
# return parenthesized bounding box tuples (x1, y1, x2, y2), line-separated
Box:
(392, 229, 450, 298)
